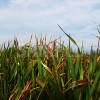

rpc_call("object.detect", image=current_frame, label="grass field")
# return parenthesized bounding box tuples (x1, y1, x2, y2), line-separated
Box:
(0, 26, 100, 100)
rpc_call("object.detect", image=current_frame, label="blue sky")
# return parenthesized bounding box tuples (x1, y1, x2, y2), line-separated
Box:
(0, 0, 100, 51)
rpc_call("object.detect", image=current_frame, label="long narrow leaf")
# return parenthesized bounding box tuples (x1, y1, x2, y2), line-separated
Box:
(18, 80, 33, 100)
(58, 24, 80, 52)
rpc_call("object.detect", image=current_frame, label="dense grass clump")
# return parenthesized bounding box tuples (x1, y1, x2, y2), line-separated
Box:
(0, 26, 100, 100)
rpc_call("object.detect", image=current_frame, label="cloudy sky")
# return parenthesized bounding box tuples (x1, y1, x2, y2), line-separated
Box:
(0, 0, 100, 51)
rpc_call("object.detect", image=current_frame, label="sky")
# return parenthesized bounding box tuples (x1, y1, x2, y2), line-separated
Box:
(0, 0, 100, 51)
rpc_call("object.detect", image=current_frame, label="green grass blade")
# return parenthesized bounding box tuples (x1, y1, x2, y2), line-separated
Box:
(90, 69, 100, 97)
(58, 24, 80, 53)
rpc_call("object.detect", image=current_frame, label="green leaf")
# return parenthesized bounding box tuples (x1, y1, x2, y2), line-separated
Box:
(58, 24, 80, 53)
(90, 69, 100, 96)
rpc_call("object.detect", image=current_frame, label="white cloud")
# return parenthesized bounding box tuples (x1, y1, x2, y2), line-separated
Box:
(0, 0, 100, 50)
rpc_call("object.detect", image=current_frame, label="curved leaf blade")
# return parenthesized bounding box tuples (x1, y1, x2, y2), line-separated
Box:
(58, 24, 80, 52)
